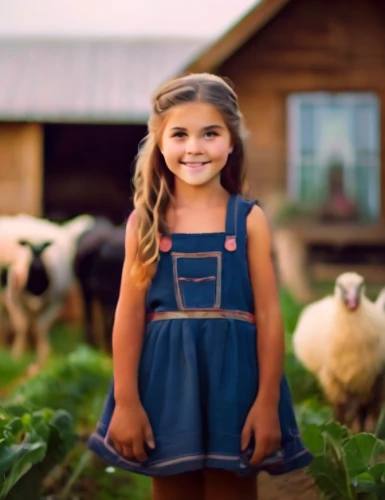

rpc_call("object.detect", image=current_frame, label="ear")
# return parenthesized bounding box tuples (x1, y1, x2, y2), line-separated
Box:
(229, 147, 234, 154)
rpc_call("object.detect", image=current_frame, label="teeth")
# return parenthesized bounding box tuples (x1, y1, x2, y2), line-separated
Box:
(184, 162, 205, 167)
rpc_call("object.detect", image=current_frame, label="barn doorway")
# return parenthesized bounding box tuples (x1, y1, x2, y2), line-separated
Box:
(43, 123, 147, 224)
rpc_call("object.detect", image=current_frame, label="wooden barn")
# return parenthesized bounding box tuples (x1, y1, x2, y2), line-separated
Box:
(0, 38, 206, 223)
(183, 0, 385, 282)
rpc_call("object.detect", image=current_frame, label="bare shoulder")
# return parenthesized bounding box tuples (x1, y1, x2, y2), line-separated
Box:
(124, 210, 139, 255)
(120, 209, 146, 301)
(245, 203, 279, 304)
(126, 209, 137, 231)
(246, 204, 271, 243)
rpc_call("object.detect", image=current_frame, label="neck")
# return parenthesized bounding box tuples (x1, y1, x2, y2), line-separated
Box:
(172, 178, 228, 208)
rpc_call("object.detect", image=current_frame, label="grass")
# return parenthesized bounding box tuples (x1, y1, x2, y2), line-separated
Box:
(44, 447, 151, 500)
(74, 459, 151, 500)
(0, 322, 87, 392)
(0, 349, 33, 391)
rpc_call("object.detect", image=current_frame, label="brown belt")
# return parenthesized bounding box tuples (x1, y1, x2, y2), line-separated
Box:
(147, 309, 255, 324)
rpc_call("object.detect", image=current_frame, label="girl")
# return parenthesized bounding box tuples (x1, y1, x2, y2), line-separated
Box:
(89, 73, 312, 500)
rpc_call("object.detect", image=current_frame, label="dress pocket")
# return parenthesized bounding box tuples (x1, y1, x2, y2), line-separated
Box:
(178, 276, 217, 309)
(172, 252, 222, 310)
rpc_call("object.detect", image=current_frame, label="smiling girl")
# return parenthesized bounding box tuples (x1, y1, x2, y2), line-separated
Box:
(89, 73, 312, 500)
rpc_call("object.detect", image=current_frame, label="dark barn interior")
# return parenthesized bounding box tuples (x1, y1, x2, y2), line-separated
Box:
(43, 123, 147, 224)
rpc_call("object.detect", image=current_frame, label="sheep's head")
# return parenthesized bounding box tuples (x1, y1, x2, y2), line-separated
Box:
(334, 272, 365, 311)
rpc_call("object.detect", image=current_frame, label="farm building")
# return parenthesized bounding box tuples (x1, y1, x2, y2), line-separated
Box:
(182, 0, 385, 281)
(0, 0, 385, 280)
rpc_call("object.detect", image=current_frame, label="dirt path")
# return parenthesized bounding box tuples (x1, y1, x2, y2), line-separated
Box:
(257, 467, 320, 500)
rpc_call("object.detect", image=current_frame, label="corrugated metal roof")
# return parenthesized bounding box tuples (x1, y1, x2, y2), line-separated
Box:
(0, 38, 207, 123)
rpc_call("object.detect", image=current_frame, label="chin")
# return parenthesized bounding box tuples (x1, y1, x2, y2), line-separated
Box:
(175, 172, 221, 187)
(184, 178, 215, 188)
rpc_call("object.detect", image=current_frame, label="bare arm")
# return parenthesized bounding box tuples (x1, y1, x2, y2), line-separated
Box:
(112, 212, 147, 405)
(247, 205, 285, 408)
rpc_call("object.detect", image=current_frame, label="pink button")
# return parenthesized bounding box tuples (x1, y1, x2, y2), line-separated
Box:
(225, 236, 237, 252)
(159, 236, 172, 252)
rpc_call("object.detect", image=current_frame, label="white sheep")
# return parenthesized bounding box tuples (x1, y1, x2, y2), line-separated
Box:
(292, 272, 385, 432)
(0, 214, 94, 373)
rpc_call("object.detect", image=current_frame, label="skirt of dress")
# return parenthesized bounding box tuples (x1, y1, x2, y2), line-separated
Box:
(88, 318, 312, 476)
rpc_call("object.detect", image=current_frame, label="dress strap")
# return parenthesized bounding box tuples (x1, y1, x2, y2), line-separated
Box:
(224, 194, 239, 252)
(225, 196, 258, 252)
(238, 198, 258, 242)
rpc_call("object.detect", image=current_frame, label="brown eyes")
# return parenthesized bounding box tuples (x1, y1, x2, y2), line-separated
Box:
(170, 131, 219, 139)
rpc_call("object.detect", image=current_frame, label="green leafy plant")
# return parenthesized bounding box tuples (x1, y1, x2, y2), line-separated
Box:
(2, 346, 112, 431)
(0, 408, 76, 499)
(0, 346, 112, 498)
(303, 420, 385, 499)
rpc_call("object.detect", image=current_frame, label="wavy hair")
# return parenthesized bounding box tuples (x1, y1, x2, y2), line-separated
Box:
(131, 73, 248, 288)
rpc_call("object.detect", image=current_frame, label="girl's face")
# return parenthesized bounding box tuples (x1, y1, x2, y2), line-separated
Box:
(160, 102, 233, 188)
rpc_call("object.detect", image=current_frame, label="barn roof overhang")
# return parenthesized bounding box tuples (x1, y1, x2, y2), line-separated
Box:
(0, 37, 208, 123)
(181, 0, 291, 75)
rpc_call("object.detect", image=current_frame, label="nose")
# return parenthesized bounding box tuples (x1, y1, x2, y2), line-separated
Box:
(186, 137, 203, 155)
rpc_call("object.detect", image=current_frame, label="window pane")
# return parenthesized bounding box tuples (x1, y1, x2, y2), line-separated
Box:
(287, 93, 380, 221)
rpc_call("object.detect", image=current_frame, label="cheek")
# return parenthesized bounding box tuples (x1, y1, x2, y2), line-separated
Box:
(163, 142, 183, 160)
(210, 142, 231, 160)
(162, 145, 184, 170)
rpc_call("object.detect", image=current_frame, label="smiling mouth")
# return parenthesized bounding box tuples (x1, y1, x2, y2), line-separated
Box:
(181, 161, 210, 167)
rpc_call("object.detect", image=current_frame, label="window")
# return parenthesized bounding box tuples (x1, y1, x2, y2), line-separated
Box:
(287, 93, 381, 220)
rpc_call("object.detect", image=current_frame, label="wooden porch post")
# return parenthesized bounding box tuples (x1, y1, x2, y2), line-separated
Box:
(0, 123, 43, 216)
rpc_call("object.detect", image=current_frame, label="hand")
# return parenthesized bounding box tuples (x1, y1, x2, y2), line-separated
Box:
(109, 401, 155, 462)
(241, 398, 281, 466)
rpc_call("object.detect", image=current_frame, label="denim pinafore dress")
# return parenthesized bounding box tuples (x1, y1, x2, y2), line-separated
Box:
(88, 195, 312, 477)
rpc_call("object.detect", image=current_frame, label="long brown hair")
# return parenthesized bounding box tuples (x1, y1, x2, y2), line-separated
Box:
(131, 73, 248, 288)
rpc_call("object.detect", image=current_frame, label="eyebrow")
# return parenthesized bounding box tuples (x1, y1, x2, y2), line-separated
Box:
(170, 125, 225, 131)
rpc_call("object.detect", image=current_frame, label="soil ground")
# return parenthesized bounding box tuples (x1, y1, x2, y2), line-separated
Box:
(257, 467, 320, 500)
